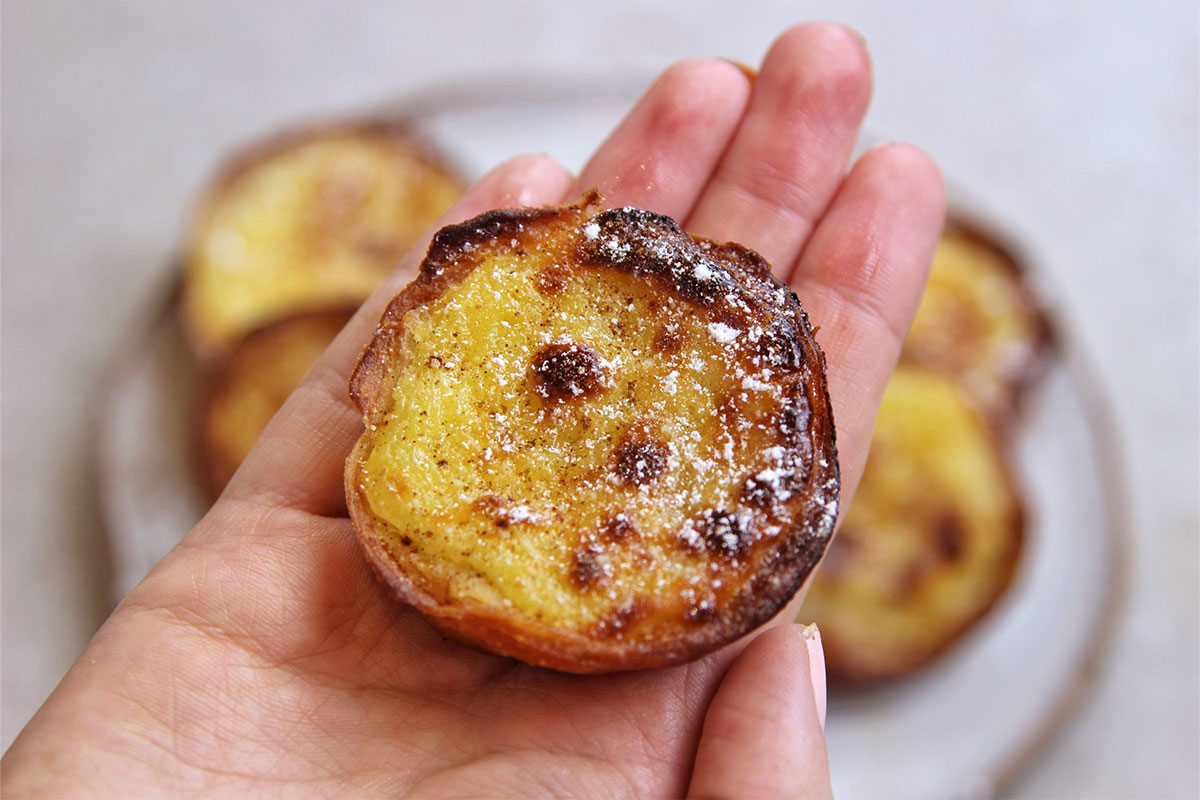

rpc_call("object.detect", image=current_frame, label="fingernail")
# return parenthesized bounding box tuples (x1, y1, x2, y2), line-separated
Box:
(720, 58, 758, 84)
(801, 623, 827, 729)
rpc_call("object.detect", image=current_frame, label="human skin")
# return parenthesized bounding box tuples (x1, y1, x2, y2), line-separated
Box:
(2, 23, 944, 798)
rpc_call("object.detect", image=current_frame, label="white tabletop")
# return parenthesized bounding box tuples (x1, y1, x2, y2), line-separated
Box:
(3, 3, 1197, 797)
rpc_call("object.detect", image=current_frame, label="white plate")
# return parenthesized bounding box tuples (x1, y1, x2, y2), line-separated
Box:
(95, 77, 1130, 800)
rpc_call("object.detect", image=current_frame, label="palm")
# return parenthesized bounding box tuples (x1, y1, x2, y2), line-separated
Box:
(4, 23, 944, 797)
(124, 506, 717, 796)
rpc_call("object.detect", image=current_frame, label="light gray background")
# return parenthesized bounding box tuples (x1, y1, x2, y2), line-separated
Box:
(3, 2, 1197, 797)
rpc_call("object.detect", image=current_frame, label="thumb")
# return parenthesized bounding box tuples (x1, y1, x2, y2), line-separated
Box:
(688, 624, 831, 799)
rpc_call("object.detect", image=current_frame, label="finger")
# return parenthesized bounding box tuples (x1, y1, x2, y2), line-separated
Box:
(223, 154, 574, 517)
(571, 58, 751, 217)
(686, 22, 872, 274)
(688, 624, 832, 799)
(791, 143, 945, 501)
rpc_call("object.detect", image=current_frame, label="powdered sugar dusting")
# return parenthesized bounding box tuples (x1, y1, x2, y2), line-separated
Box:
(708, 322, 741, 344)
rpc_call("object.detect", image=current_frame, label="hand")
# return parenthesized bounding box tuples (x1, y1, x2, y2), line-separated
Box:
(3, 23, 943, 798)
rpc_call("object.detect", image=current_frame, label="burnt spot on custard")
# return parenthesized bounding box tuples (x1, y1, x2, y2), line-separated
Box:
(600, 512, 638, 542)
(684, 596, 718, 623)
(741, 464, 800, 509)
(571, 546, 612, 589)
(933, 513, 965, 562)
(701, 509, 753, 557)
(471, 495, 540, 530)
(533, 264, 571, 295)
(678, 509, 754, 558)
(592, 597, 649, 637)
(531, 343, 606, 400)
(577, 208, 734, 306)
(613, 431, 669, 486)
(472, 495, 507, 528)
(890, 562, 929, 604)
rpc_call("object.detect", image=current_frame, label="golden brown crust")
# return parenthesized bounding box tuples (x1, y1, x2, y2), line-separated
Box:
(182, 120, 464, 362)
(198, 309, 354, 500)
(345, 195, 839, 673)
